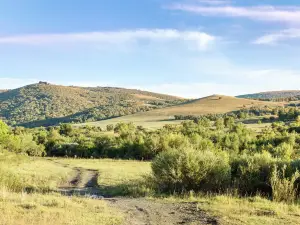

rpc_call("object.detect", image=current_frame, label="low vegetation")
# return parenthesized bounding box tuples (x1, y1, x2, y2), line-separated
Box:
(0, 191, 122, 225)
(167, 194, 300, 225)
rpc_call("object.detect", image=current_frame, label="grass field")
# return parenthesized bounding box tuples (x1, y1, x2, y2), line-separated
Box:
(78, 115, 183, 130)
(2, 155, 300, 225)
(53, 158, 152, 196)
(0, 154, 124, 225)
(78, 95, 283, 130)
(0, 190, 123, 225)
(166, 194, 300, 225)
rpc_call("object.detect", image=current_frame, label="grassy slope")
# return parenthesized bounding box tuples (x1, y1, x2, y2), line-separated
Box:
(82, 95, 283, 129)
(0, 83, 184, 126)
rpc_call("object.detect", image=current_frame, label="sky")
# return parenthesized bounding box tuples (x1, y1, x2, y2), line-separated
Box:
(1, 0, 300, 98)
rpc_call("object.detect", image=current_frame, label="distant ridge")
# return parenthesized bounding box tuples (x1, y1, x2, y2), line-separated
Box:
(237, 90, 300, 100)
(0, 83, 185, 127)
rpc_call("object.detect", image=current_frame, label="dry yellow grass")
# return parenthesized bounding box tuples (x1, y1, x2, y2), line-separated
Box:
(0, 190, 123, 225)
(165, 194, 300, 225)
(131, 94, 162, 101)
(138, 95, 283, 116)
(81, 95, 283, 129)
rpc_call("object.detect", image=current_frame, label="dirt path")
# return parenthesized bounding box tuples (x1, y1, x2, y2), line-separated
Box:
(107, 198, 217, 225)
(54, 161, 218, 225)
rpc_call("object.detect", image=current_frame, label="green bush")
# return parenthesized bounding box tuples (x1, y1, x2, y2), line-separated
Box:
(230, 152, 275, 195)
(151, 148, 231, 193)
(271, 165, 300, 203)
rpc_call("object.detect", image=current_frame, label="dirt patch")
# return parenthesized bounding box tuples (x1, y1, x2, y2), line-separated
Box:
(56, 162, 100, 196)
(107, 198, 217, 225)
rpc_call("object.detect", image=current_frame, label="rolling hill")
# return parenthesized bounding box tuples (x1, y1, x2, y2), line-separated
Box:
(0, 82, 185, 127)
(237, 90, 300, 100)
(82, 95, 284, 129)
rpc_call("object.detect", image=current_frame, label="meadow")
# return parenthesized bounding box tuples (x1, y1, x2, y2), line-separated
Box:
(2, 154, 300, 224)
(78, 95, 282, 130)
(0, 153, 123, 225)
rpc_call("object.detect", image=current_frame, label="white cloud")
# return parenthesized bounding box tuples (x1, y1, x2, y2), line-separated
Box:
(0, 78, 38, 89)
(254, 29, 300, 45)
(196, 0, 231, 5)
(169, 4, 300, 24)
(0, 29, 215, 50)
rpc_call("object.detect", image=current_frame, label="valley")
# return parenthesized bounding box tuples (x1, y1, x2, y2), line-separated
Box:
(1, 83, 300, 225)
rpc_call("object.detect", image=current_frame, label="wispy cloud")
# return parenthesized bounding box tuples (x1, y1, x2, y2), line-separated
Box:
(196, 0, 231, 5)
(0, 29, 215, 50)
(254, 29, 300, 45)
(169, 4, 300, 24)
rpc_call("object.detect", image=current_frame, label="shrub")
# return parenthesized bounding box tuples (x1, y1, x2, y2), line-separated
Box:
(230, 152, 275, 195)
(151, 148, 231, 193)
(0, 166, 23, 192)
(106, 124, 114, 132)
(270, 165, 300, 203)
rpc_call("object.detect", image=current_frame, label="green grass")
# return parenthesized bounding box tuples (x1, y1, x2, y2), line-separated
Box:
(0, 154, 73, 191)
(244, 123, 272, 132)
(165, 194, 300, 225)
(0, 154, 124, 225)
(53, 158, 152, 196)
(77, 115, 183, 130)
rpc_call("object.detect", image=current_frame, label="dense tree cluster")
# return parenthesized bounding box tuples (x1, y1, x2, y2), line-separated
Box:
(174, 106, 300, 124)
(238, 91, 300, 102)
(0, 121, 45, 156)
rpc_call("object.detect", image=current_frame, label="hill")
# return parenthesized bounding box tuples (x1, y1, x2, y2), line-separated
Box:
(237, 90, 300, 101)
(0, 82, 185, 127)
(82, 95, 283, 129)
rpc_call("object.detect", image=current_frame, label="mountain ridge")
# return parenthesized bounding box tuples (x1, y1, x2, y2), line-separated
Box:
(0, 83, 185, 126)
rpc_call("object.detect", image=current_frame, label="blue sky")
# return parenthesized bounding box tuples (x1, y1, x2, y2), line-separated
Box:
(1, 0, 300, 97)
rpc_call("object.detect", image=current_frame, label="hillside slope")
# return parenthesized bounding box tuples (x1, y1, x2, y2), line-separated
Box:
(82, 95, 283, 129)
(0, 83, 184, 126)
(237, 90, 300, 100)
